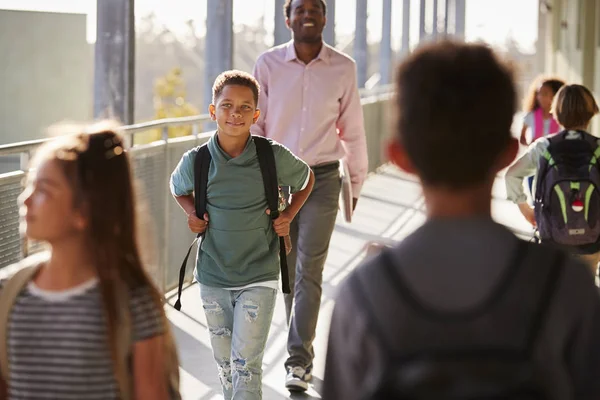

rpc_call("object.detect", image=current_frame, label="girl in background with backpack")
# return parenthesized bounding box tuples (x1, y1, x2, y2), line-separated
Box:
(519, 76, 565, 198)
(519, 76, 565, 146)
(0, 124, 179, 400)
(506, 84, 600, 276)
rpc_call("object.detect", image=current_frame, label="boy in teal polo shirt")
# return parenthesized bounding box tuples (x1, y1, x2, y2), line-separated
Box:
(170, 70, 314, 400)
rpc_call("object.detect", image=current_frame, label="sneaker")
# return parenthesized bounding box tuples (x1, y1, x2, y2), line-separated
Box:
(285, 366, 309, 392)
(305, 365, 313, 382)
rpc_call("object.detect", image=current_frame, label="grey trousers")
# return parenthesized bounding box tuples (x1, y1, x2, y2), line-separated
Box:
(284, 166, 341, 370)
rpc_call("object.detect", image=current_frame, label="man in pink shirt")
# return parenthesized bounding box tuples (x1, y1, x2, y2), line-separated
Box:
(251, 0, 368, 392)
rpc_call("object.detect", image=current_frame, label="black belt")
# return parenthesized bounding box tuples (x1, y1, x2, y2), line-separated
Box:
(311, 161, 340, 173)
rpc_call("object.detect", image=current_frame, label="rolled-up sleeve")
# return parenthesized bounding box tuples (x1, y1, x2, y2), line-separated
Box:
(505, 139, 549, 204)
(273, 142, 310, 193)
(169, 149, 196, 197)
(337, 63, 368, 197)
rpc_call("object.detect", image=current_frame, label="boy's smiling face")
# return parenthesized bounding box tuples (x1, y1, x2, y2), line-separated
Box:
(209, 84, 260, 139)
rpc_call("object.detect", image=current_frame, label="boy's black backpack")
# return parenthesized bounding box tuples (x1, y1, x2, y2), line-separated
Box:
(351, 241, 564, 400)
(174, 136, 290, 310)
(534, 130, 600, 250)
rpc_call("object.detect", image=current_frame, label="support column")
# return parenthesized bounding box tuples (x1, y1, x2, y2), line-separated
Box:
(274, 0, 291, 45)
(400, 0, 411, 58)
(444, 0, 449, 35)
(323, 0, 336, 46)
(94, 0, 135, 124)
(419, 0, 427, 42)
(380, 0, 392, 84)
(582, 0, 596, 89)
(536, 0, 547, 75)
(432, 0, 439, 39)
(454, 0, 466, 39)
(205, 0, 233, 115)
(354, 0, 368, 88)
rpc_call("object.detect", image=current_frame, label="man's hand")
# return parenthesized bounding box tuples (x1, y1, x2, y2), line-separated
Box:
(188, 212, 209, 234)
(266, 208, 293, 237)
(518, 202, 536, 227)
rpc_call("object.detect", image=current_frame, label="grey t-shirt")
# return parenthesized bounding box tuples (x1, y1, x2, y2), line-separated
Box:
(324, 217, 600, 400)
(1, 279, 164, 400)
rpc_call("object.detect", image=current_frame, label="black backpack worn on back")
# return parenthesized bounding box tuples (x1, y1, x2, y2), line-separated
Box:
(351, 241, 564, 400)
(534, 130, 600, 251)
(174, 135, 290, 311)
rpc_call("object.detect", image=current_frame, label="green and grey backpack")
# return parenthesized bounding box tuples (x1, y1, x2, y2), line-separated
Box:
(534, 130, 600, 250)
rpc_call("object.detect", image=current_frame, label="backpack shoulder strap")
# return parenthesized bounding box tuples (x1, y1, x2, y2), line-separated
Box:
(0, 257, 45, 382)
(357, 242, 529, 353)
(253, 136, 279, 216)
(175, 144, 211, 311)
(579, 130, 600, 149)
(525, 249, 565, 352)
(253, 136, 291, 294)
(193, 144, 211, 220)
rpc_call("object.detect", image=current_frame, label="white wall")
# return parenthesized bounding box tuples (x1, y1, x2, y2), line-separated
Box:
(0, 10, 93, 145)
(542, 0, 599, 136)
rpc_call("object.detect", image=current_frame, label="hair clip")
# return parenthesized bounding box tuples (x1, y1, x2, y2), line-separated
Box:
(105, 145, 124, 160)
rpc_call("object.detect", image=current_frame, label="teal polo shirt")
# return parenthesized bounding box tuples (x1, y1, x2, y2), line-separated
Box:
(170, 134, 310, 288)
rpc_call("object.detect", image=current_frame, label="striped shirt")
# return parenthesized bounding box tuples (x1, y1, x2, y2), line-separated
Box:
(1, 278, 164, 400)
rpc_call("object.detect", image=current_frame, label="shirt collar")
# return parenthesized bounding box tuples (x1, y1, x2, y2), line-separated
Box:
(208, 133, 254, 165)
(284, 40, 330, 65)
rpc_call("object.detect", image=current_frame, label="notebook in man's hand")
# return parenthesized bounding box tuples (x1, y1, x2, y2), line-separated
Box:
(340, 160, 353, 223)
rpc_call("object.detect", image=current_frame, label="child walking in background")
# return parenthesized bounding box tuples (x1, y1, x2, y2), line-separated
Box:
(519, 77, 565, 197)
(506, 84, 600, 276)
(0, 124, 179, 400)
(519, 76, 565, 145)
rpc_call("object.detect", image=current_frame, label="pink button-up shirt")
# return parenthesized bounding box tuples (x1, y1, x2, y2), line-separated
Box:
(251, 41, 368, 196)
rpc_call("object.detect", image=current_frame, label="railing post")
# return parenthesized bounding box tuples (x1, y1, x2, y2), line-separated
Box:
(380, 0, 392, 85)
(354, 0, 368, 88)
(192, 124, 199, 144)
(274, 0, 291, 45)
(161, 126, 170, 293)
(20, 151, 30, 258)
(123, 132, 133, 149)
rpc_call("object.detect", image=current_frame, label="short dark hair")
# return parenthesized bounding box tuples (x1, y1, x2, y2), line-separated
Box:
(212, 70, 260, 105)
(395, 41, 516, 188)
(551, 84, 599, 129)
(284, 0, 327, 19)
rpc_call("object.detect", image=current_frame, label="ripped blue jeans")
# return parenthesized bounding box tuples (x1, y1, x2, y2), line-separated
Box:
(200, 284, 277, 400)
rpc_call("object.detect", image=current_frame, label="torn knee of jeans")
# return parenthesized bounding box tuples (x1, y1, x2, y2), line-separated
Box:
(233, 358, 252, 383)
(242, 301, 259, 323)
(209, 326, 232, 338)
(217, 359, 233, 389)
(202, 300, 224, 315)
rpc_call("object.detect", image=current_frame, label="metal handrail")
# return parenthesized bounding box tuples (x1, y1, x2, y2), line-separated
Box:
(121, 113, 212, 134)
(0, 114, 213, 157)
(0, 88, 395, 159)
(0, 90, 395, 293)
(0, 139, 49, 157)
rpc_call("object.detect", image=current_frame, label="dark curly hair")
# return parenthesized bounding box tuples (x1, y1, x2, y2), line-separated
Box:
(212, 70, 260, 105)
(522, 76, 565, 112)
